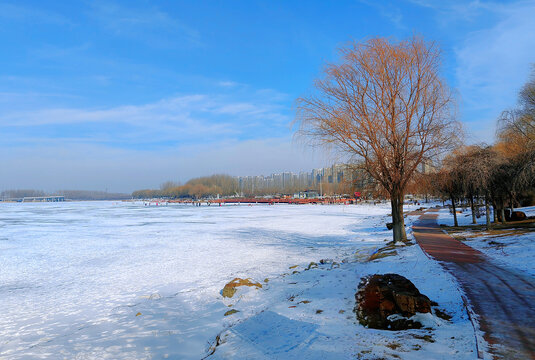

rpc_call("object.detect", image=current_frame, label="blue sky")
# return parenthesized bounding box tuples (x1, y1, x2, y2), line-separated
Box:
(1, 0, 535, 192)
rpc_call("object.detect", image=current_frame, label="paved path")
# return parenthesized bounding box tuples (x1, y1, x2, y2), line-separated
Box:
(413, 211, 535, 360)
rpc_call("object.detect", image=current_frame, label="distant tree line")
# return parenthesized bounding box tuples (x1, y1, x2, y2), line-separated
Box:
(132, 174, 240, 199)
(1, 189, 130, 200)
(131, 171, 379, 199)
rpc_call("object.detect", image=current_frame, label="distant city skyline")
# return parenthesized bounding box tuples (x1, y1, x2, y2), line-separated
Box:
(237, 164, 353, 193)
(1, 1, 535, 192)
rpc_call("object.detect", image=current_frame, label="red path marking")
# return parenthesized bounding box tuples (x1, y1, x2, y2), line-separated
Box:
(413, 210, 535, 360)
(413, 213, 483, 264)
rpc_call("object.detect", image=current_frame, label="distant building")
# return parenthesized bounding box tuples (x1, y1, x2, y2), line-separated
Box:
(237, 163, 363, 194)
(418, 159, 436, 174)
(293, 190, 320, 199)
(22, 196, 65, 202)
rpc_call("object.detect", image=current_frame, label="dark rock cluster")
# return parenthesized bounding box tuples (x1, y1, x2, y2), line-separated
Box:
(506, 210, 527, 221)
(355, 273, 432, 330)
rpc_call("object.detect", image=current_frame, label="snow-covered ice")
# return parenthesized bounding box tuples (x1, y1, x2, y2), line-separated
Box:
(0, 201, 477, 359)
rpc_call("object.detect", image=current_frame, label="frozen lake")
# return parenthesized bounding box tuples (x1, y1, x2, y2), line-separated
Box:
(0, 201, 391, 359)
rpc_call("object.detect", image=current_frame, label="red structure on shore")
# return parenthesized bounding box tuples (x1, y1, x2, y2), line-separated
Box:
(168, 197, 357, 205)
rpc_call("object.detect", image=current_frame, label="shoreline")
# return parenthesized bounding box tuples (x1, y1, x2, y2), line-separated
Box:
(202, 206, 480, 359)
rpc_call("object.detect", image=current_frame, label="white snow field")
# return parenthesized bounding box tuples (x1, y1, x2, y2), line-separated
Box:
(436, 204, 492, 227)
(438, 206, 535, 277)
(0, 201, 476, 359)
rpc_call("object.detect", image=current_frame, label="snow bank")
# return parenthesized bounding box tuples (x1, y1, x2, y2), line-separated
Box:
(210, 209, 477, 359)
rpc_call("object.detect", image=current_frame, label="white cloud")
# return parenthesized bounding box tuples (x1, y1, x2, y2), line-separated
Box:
(404, 0, 535, 141)
(359, 0, 406, 29)
(0, 91, 291, 145)
(218, 81, 241, 88)
(454, 1, 535, 141)
(89, 1, 201, 47)
(0, 2, 71, 25)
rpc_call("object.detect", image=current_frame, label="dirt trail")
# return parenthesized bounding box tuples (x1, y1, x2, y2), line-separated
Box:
(413, 211, 535, 360)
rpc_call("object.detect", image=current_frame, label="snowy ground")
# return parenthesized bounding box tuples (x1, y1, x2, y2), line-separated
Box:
(0, 201, 476, 359)
(436, 205, 491, 227)
(209, 207, 477, 359)
(439, 206, 535, 277)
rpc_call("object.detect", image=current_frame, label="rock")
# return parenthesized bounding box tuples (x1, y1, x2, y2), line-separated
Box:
(224, 309, 240, 316)
(412, 334, 435, 343)
(507, 211, 527, 221)
(354, 249, 372, 262)
(434, 308, 452, 321)
(368, 244, 398, 262)
(386, 222, 393, 230)
(355, 274, 432, 330)
(368, 250, 398, 261)
(207, 333, 225, 357)
(221, 278, 262, 298)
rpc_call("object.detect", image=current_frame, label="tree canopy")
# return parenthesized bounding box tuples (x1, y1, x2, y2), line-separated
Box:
(296, 36, 459, 242)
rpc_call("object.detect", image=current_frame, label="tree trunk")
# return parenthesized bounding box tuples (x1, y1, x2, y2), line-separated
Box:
(493, 204, 498, 223)
(500, 200, 507, 224)
(509, 193, 515, 212)
(469, 195, 476, 224)
(485, 195, 491, 230)
(451, 194, 458, 227)
(390, 192, 407, 243)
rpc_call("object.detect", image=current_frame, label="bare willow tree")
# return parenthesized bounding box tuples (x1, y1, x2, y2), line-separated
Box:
(450, 145, 497, 228)
(434, 163, 463, 227)
(296, 36, 459, 243)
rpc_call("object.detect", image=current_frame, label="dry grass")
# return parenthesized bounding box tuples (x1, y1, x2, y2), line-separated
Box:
(443, 220, 533, 253)
(454, 228, 532, 239)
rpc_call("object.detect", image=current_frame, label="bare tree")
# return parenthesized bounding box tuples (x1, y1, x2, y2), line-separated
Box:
(296, 36, 459, 242)
(493, 69, 535, 218)
(434, 158, 463, 227)
(498, 67, 535, 152)
(458, 145, 498, 228)
(407, 171, 435, 203)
